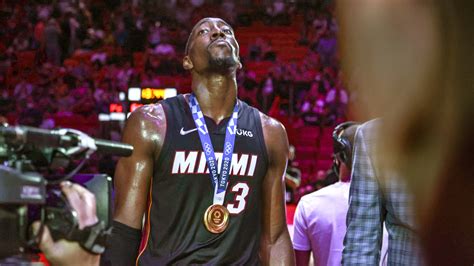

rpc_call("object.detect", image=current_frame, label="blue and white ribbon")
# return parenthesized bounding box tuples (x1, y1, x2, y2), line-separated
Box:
(188, 94, 239, 205)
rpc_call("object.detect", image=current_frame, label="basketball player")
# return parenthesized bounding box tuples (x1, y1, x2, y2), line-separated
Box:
(102, 17, 295, 265)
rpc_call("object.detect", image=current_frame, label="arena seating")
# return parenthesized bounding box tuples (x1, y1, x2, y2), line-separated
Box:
(292, 125, 335, 183)
(2, 1, 346, 200)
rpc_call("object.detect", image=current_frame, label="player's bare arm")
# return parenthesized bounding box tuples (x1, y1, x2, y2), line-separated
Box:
(113, 104, 166, 229)
(259, 112, 296, 265)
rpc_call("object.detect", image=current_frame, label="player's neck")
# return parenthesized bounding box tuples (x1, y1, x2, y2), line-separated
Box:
(192, 74, 238, 125)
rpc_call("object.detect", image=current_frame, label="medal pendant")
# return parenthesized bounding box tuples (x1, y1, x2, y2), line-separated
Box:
(203, 204, 229, 234)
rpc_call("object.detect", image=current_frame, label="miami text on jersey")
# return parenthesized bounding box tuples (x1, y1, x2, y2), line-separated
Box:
(171, 151, 258, 177)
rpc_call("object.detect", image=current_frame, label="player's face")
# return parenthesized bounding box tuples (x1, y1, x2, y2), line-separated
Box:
(184, 18, 241, 73)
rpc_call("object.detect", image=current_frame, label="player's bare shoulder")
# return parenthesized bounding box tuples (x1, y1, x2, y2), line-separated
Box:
(122, 103, 167, 151)
(129, 103, 165, 126)
(259, 112, 286, 137)
(258, 112, 289, 161)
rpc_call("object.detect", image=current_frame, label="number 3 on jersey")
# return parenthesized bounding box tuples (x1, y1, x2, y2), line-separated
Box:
(226, 182, 249, 214)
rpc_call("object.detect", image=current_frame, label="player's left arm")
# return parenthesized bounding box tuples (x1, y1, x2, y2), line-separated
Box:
(259, 113, 295, 265)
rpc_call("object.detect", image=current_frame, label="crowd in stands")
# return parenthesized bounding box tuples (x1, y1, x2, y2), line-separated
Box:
(0, 0, 349, 200)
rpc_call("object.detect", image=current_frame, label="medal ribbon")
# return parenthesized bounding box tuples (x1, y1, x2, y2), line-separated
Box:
(188, 94, 239, 205)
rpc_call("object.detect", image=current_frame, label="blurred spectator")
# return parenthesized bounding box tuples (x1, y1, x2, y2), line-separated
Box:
(260, 72, 276, 112)
(148, 21, 164, 48)
(113, 18, 129, 47)
(264, 0, 289, 25)
(42, 18, 62, 66)
(153, 43, 175, 57)
(175, 0, 193, 28)
(39, 112, 56, 129)
(311, 14, 328, 42)
(299, 81, 328, 126)
(140, 68, 161, 87)
(315, 30, 337, 67)
(93, 80, 110, 113)
(248, 37, 276, 61)
(91, 51, 107, 66)
(325, 81, 349, 124)
(60, 11, 80, 59)
(71, 81, 95, 117)
(285, 145, 302, 204)
(315, 170, 326, 181)
(10, 30, 31, 52)
(238, 70, 259, 108)
(70, 59, 91, 81)
(36, 4, 52, 21)
(18, 107, 43, 127)
(34, 18, 46, 45)
(13, 77, 34, 100)
(116, 60, 134, 90)
(83, 22, 105, 50)
(220, 0, 237, 25)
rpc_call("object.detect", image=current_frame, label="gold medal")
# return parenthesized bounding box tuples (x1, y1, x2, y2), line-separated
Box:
(203, 204, 229, 234)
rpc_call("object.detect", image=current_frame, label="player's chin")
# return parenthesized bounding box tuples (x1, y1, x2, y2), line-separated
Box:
(208, 56, 239, 71)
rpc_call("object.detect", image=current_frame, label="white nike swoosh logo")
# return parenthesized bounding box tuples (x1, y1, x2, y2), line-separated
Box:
(180, 127, 198, 135)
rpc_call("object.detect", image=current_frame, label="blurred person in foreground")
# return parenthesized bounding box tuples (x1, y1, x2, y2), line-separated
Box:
(337, 1, 473, 265)
(33, 181, 100, 266)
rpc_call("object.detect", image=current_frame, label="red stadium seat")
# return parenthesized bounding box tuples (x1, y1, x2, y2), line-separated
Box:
(133, 52, 145, 71)
(17, 51, 36, 68)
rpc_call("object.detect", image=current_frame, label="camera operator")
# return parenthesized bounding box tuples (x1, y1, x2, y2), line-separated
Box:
(32, 181, 100, 266)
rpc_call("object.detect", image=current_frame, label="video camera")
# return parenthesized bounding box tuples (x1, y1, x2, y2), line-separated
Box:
(0, 124, 133, 262)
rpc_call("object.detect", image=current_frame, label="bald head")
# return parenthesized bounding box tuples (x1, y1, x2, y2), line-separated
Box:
(185, 17, 234, 55)
(182, 17, 241, 74)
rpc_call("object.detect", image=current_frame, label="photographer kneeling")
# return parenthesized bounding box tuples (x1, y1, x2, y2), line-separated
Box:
(32, 181, 100, 266)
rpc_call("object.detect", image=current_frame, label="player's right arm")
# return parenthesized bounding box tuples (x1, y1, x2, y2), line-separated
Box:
(102, 104, 166, 266)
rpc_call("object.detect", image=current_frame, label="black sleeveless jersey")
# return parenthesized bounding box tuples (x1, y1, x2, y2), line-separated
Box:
(136, 94, 269, 265)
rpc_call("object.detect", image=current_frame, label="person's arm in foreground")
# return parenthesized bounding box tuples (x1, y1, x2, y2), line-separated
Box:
(33, 181, 100, 266)
(102, 105, 166, 265)
(342, 125, 384, 265)
(292, 199, 311, 266)
(259, 114, 295, 265)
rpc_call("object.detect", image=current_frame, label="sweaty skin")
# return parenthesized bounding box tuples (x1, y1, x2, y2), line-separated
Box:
(113, 17, 295, 265)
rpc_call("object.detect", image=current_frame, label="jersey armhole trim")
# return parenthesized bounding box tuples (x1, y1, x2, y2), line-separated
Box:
(254, 109, 269, 168)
